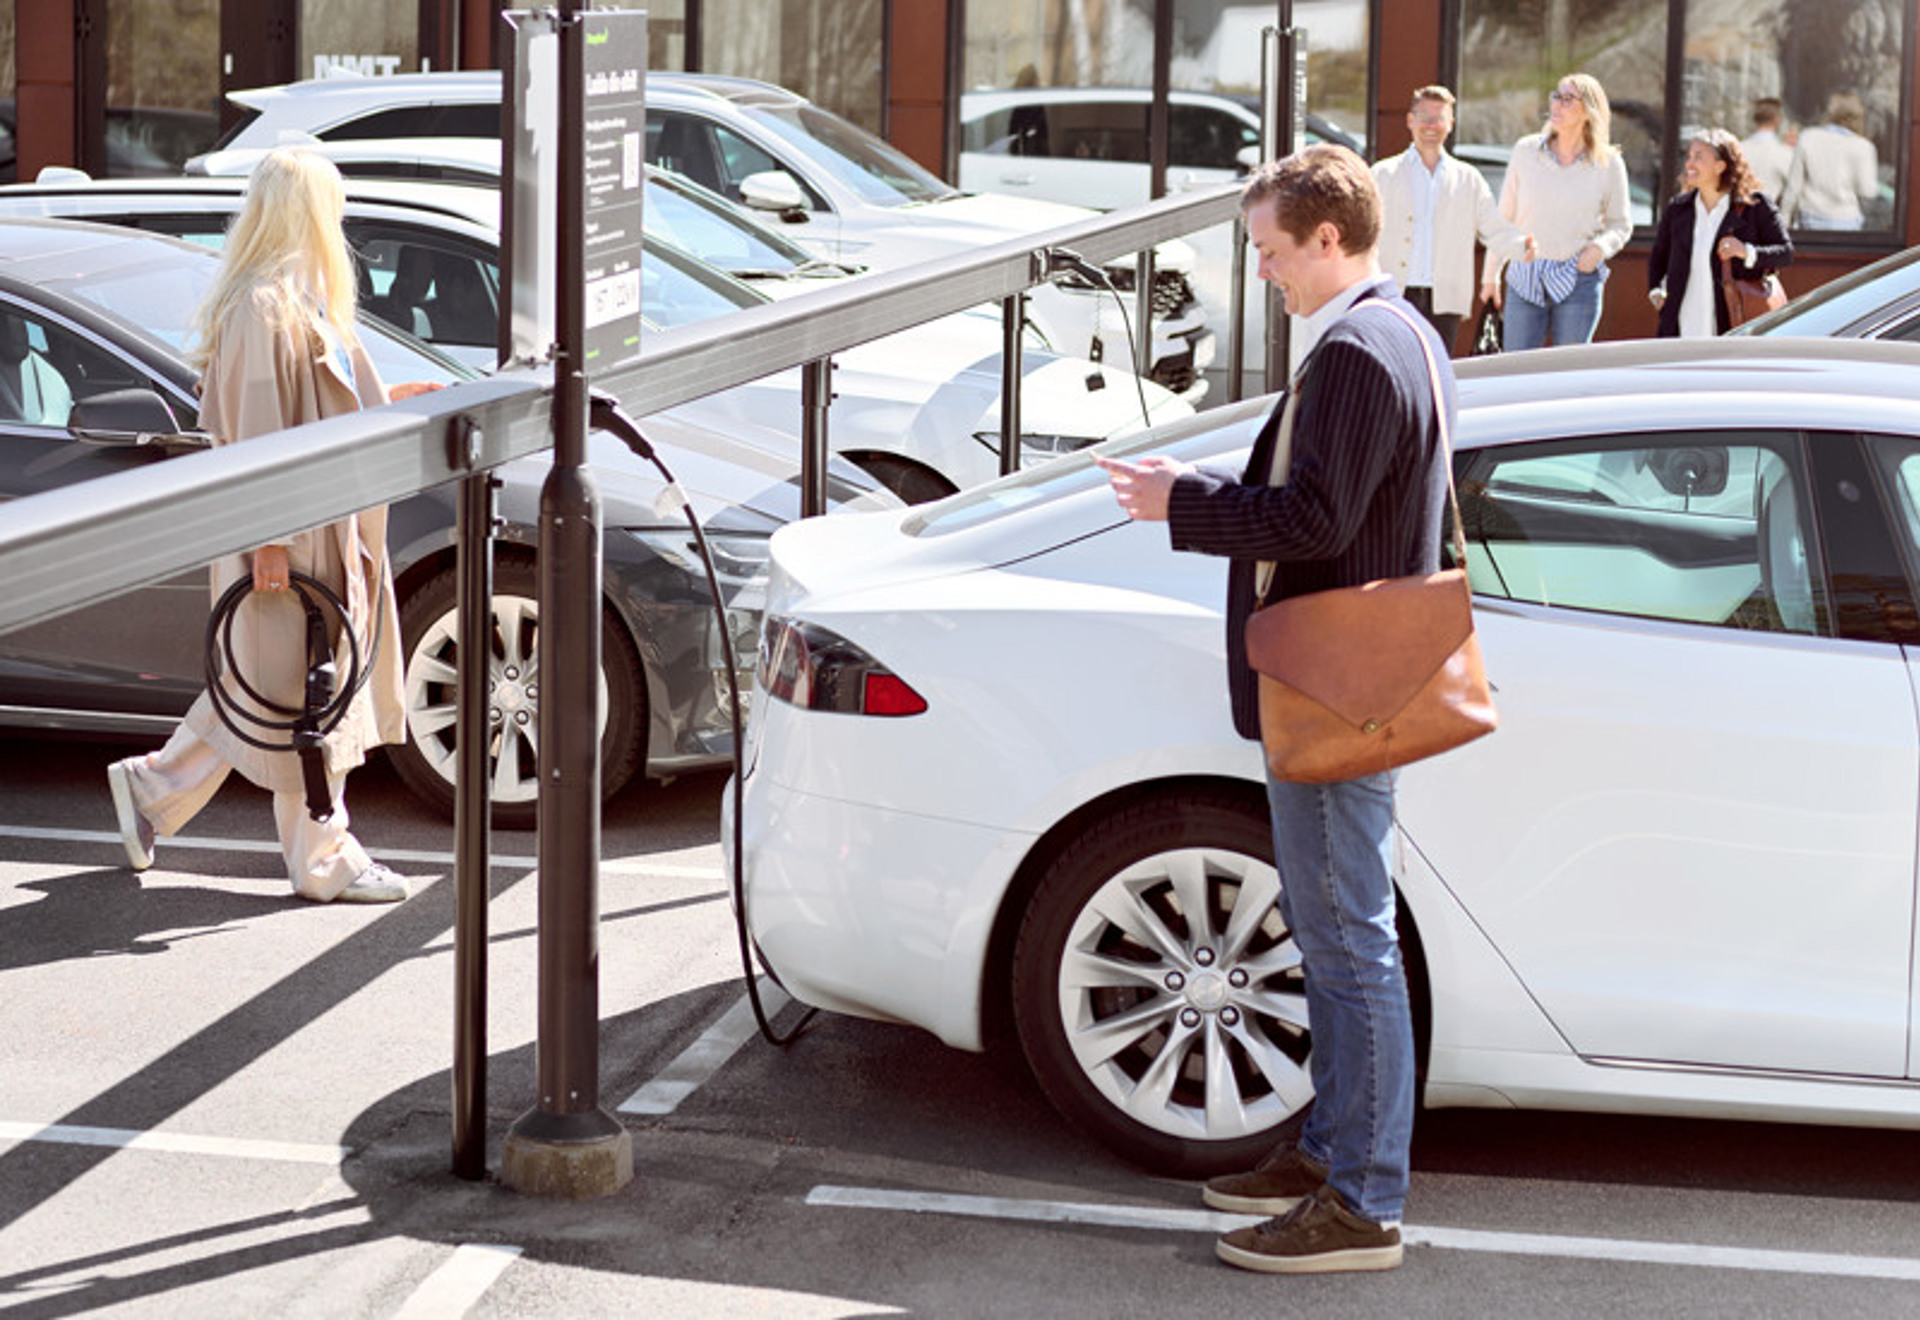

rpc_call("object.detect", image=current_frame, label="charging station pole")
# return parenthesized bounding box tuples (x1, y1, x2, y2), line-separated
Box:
(500, 1, 644, 1199)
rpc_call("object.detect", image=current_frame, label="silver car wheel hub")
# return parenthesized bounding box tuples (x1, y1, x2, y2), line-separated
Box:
(1055, 846, 1313, 1143)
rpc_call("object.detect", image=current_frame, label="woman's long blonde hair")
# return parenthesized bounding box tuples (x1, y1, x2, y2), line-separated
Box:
(189, 148, 359, 372)
(1545, 72, 1617, 166)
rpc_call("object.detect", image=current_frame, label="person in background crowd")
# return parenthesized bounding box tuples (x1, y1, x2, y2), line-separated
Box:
(1782, 91, 1879, 230)
(1742, 98, 1793, 202)
(1480, 72, 1632, 350)
(1097, 144, 1449, 1275)
(106, 149, 431, 904)
(1372, 84, 1534, 353)
(1648, 130, 1793, 338)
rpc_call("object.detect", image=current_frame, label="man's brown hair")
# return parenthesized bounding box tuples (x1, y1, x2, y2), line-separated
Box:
(1241, 144, 1382, 255)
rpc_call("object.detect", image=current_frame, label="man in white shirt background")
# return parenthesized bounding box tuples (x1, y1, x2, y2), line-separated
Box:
(1742, 98, 1793, 203)
(1372, 85, 1533, 353)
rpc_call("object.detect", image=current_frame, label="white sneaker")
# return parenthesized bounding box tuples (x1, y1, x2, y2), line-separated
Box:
(106, 759, 156, 871)
(334, 863, 409, 904)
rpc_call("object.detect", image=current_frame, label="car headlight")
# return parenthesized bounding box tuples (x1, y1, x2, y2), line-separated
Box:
(629, 527, 772, 721)
(973, 430, 1101, 467)
(627, 528, 773, 612)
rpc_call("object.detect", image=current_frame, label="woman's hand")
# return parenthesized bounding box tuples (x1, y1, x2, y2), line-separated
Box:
(253, 544, 292, 594)
(1714, 236, 1749, 263)
(1481, 279, 1503, 310)
(388, 381, 446, 402)
(1575, 243, 1604, 274)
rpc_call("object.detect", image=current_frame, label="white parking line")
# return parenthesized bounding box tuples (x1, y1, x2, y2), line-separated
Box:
(0, 824, 720, 879)
(804, 1185, 1920, 1282)
(390, 1244, 524, 1319)
(0, 1120, 347, 1166)
(617, 981, 790, 1115)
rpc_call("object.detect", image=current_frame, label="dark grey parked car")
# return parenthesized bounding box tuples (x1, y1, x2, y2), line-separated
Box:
(0, 217, 894, 825)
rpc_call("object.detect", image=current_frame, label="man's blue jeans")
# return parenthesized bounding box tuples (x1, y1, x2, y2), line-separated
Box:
(1502, 267, 1605, 349)
(1265, 769, 1415, 1224)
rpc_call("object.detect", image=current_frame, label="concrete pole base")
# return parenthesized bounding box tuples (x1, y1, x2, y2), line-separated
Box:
(500, 1109, 634, 1199)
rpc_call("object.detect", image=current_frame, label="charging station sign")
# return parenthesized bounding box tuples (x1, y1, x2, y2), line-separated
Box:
(580, 12, 646, 374)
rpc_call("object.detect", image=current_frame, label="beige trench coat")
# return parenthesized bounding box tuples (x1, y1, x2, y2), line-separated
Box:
(181, 284, 407, 794)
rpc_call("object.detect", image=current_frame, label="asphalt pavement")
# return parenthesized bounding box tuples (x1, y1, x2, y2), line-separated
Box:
(4, 733, 1920, 1318)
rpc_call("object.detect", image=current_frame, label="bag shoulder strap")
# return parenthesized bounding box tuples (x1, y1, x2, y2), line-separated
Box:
(1354, 297, 1470, 568)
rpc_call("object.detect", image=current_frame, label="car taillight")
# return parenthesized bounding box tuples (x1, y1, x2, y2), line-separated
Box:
(758, 616, 928, 717)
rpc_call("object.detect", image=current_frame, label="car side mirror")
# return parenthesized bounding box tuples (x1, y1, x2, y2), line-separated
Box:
(68, 388, 210, 453)
(739, 170, 810, 221)
(1235, 144, 1261, 175)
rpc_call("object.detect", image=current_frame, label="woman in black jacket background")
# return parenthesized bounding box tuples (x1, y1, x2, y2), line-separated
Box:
(1648, 129, 1793, 338)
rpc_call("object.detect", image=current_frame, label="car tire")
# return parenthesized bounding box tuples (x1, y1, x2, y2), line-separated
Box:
(849, 453, 957, 505)
(388, 556, 647, 829)
(1011, 791, 1312, 1177)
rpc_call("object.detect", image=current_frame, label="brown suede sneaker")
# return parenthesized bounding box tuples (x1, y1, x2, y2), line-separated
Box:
(1201, 1141, 1329, 1215)
(1216, 1183, 1404, 1274)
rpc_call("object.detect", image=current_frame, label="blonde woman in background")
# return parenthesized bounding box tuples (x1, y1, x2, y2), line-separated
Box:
(1782, 92, 1879, 230)
(1480, 72, 1632, 349)
(107, 149, 432, 903)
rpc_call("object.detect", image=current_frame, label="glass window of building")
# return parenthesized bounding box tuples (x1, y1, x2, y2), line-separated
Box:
(299, 0, 419, 81)
(1677, 0, 1902, 234)
(1454, 0, 1667, 230)
(1456, 0, 1906, 239)
(700, 0, 885, 135)
(959, 1, 1371, 396)
(104, 0, 221, 176)
(1, 8, 14, 182)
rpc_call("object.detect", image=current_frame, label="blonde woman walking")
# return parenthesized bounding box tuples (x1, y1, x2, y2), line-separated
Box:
(1481, 73, 1632, 349)
(106, 149, 420, 903)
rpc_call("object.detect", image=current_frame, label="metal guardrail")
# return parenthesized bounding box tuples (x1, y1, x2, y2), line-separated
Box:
(0, 183, 1245, 638)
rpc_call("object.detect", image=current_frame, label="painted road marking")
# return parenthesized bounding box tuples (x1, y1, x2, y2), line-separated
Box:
(804, 1185, 1920, 1282)
(0, 824, 719, 879)
(617, 981, 791, 1116)
(390, 1244, 523, 1319)
(0, 1120, 347, 1166)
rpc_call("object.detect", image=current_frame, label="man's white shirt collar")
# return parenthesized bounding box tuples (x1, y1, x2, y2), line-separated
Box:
(1298, 272, 1394, 359)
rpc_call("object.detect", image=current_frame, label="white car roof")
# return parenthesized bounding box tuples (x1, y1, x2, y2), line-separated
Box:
(193, 136, 502, 182)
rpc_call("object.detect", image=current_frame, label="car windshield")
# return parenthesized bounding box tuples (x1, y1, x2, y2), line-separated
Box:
(904, 395, 1270, 538)
(751, 103, 960, 208)
(40, 241, 474, 386)
(1734, 246, 1920, 338)
(645, 172, 817, 275)
(642, 240, 766, 329)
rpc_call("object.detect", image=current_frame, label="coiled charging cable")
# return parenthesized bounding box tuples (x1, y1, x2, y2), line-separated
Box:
(204, 569, 382, 823)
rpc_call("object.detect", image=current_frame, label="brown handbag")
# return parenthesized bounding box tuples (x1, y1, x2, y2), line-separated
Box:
(1244, 300, 1497, 783)
(1719, 256, 1786, 328)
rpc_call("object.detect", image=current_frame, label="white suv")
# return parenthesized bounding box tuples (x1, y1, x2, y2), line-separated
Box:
(192, 71, 1216, 403)
(960, 87, 1367, 375)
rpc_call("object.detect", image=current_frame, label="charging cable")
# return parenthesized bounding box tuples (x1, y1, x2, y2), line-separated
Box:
(589, 390, 818, 1047)
(204, 570, 382, 822)
(1041, 246, 1157, 432)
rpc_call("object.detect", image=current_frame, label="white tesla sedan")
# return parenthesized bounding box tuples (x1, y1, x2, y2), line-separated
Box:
(730, 336, 1920, 1175)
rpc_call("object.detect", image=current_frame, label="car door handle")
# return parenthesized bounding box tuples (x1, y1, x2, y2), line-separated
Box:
(998, 172, 1035, 187)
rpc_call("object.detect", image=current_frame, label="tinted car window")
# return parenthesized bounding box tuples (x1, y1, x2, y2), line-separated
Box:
(324, 104, 501, 141)
(345, 223, 499, 349)
(749, 103, 957, 206)
(1169, 105, 1256, 171)
(1460, 433, 1826, 635)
